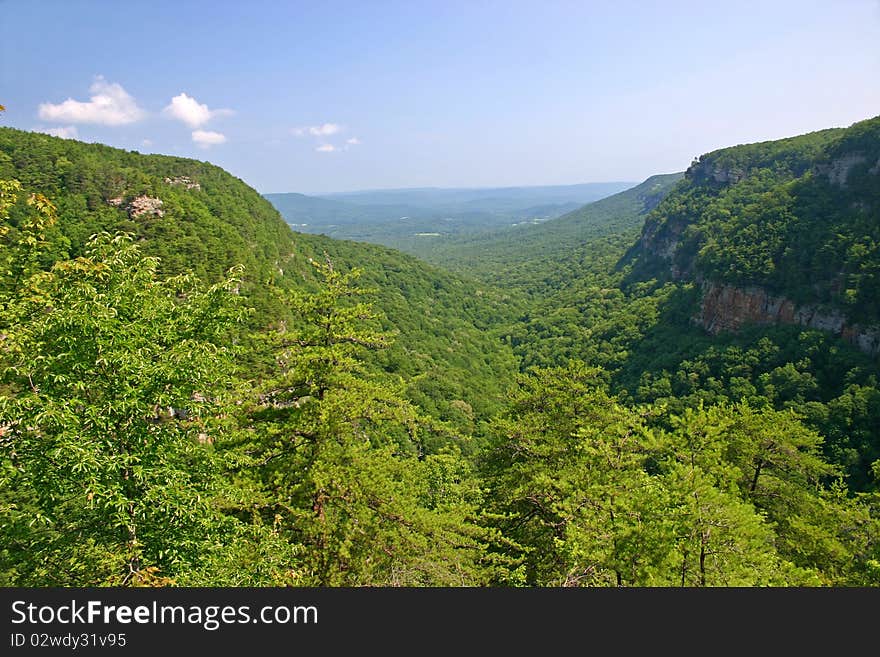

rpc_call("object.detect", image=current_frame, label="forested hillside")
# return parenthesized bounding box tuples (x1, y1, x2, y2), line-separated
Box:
(637, 117, 880, 321)
(2, 120, 879, 588)
(0, 127, 518, 423)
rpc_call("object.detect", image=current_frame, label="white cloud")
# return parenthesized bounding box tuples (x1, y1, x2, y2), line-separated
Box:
(292, 123, 343, 137)
(310, 123, 341, 136)
(346, 137, 361, 145)
(192, 130, 227, 147)
(315, 144, 337, 152)
(163, 92, 233, 128)
(36, 125, 79, 139)
(141, 138, 153, 147)
(38, 76, 145, 126)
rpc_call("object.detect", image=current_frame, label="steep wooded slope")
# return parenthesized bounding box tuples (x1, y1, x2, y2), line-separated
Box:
(0, 127, 518, 420)
(633, 116, 880, 348)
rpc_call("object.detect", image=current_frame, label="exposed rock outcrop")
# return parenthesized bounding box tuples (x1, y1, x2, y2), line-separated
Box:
(686, 158, 745, 186)
(636, 214, 692, 279)
(127, 195, 164, 219)
(815, 153, 868, 187)
(697, 281, 880, 356)
(164, 175, 201, 191)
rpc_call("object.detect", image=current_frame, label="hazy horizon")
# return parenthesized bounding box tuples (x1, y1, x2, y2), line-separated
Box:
(271, 179, 643, 197)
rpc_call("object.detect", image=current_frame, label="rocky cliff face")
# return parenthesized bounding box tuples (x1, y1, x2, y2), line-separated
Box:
(697, 281, 880, 356)
(686, 158, 746, 185)
(637, 214, 690, 279)
(636, 158, 738, 279)
(815, 153, 871, 187)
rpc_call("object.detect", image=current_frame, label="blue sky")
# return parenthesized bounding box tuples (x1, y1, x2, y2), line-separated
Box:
(2, 0, 878, 193)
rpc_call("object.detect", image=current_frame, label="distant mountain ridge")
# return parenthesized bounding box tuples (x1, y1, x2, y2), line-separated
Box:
(262, 192, 416, 227)
(264, 181, 635, 248)
(316, 181, 636, 207)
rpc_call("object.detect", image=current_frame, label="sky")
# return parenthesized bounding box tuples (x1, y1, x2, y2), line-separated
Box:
(1, 0, 878, 194)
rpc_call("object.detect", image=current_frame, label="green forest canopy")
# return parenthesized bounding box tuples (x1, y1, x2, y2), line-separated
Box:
(1, 117, 879, 586)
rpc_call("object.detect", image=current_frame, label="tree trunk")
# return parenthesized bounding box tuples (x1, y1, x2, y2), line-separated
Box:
(750, 458, 763, 494)
(680, 549, 687, 587)
(699, 529, 708, 587)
